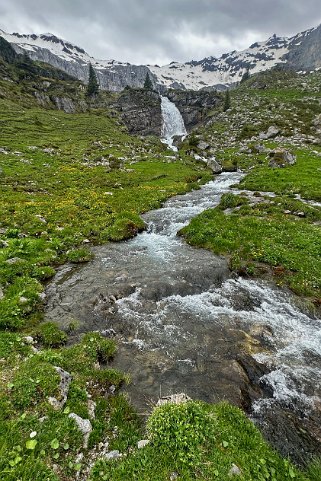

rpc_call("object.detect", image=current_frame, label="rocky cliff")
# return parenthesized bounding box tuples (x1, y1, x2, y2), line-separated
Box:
(167, 90, 221, 129)
(115, 88, 162, 136)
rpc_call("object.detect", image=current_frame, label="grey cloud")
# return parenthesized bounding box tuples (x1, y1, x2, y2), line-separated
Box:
(1, 0, 321, 64)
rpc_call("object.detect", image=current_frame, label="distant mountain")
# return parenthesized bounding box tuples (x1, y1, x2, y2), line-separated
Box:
(0, 30, 153, 91)
(150, 25, 321, 90)
(1, 24, 321, 91)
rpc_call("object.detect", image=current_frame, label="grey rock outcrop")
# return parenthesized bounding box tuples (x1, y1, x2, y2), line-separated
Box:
(115, 88, 162, 136)
(268, 149, 296, 167)
(167, 90, 221, 130)
(259, 126, 280, 140)
(207, 157, 223, 174)
(48, 366, 72, 410)
(69, 413, 92, 448)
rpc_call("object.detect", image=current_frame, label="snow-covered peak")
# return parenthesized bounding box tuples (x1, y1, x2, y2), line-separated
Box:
(1, 23, 321, 92)
(0, 29, 126, 68)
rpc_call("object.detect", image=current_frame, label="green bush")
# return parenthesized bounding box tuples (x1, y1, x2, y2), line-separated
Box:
(67, 247, 93, 263)
(219, 193, 247, 210)
(10, 357, 60, 409)
(147, 401, 214, 467)
(35, 322, 67, 348)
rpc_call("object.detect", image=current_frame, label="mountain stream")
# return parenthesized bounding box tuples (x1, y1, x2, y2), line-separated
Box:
(45, 98, 321, 463)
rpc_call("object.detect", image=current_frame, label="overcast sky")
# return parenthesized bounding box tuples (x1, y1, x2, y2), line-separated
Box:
(1, 0, 321, 65)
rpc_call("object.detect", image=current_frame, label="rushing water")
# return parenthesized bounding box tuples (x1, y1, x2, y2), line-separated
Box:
(160, 96, 187, 150)
(45, 106, 321, 461)
(45, 171, 321, 461)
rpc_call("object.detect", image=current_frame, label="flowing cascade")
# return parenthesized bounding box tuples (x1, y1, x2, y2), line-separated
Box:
(161, 96, 187, 150)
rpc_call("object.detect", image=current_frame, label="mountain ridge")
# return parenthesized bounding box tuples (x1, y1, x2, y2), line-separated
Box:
(1, 24, 321, 91)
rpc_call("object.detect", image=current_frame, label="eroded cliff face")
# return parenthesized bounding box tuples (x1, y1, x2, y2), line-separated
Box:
(285, 25, 321, 71)
(167, 90, 221, 130)
(115, 88, 162, 136)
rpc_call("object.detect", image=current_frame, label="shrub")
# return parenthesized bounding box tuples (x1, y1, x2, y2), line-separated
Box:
(67, 247, 93, 263)
(147, 401, 214, 467)
(35, 322, 67, 348)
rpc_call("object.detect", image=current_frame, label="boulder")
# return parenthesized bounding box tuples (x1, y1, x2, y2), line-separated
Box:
(268, 149, 296, 168)
(259, 126, 280, 140)
(207, 157, 223, 174)
(197, 140, 210, 151)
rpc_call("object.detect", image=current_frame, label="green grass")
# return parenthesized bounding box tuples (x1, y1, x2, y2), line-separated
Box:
(180, 194, 321, 300)
(0, 332, 142, 480)
(0, 69, 211, 480)
(90, 401, 309, 481)
(0, 98, 210, 330)
(239, 149, 321, 201)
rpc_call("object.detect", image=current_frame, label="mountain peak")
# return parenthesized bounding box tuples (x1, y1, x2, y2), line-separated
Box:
(1, 23, 321, 91)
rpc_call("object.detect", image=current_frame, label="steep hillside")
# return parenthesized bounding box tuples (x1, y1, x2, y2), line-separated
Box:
(0, 29, 156, 91)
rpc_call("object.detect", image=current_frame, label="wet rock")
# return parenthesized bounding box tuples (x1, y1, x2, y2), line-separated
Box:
(167, 90, 221, 129)
(268, 149, 296, 167)
(255, 404, 321, 466)
(115, 89, 162, 136)
(157, 393, 192, 406)
(69, 413, 92, 448)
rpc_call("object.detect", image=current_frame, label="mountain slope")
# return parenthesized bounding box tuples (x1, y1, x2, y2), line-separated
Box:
(0, 29, 154, 91)
(150, 25, 321, 90)
(1, 24, 321, 91)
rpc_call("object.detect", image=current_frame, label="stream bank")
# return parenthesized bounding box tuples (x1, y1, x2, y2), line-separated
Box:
(45, 172, 321, 465)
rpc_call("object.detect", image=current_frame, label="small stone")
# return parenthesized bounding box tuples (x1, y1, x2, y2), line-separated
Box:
(229, 464, 242, 476)
(19, 296, 29, 305)
(30, 431, 37, 438)
(69, 413, 92, 448)
(24, 336, 35, 345)
(157, 393, 192, 406)
(259, 126, 280, 140)
(170, 473, 179, 481)
(88, 399, 96, 419)
(105, 450, 121, 460)
(137, 440, 150, 449)
(197, 141, 210, 150)
(0, 287, 4, 300)
(35, 215, 47, 224)
(6, 257, 23, 265)
(109, 384, 116, 394)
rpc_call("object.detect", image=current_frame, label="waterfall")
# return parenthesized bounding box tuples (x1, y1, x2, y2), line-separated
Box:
(160, 96, 187, 151)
